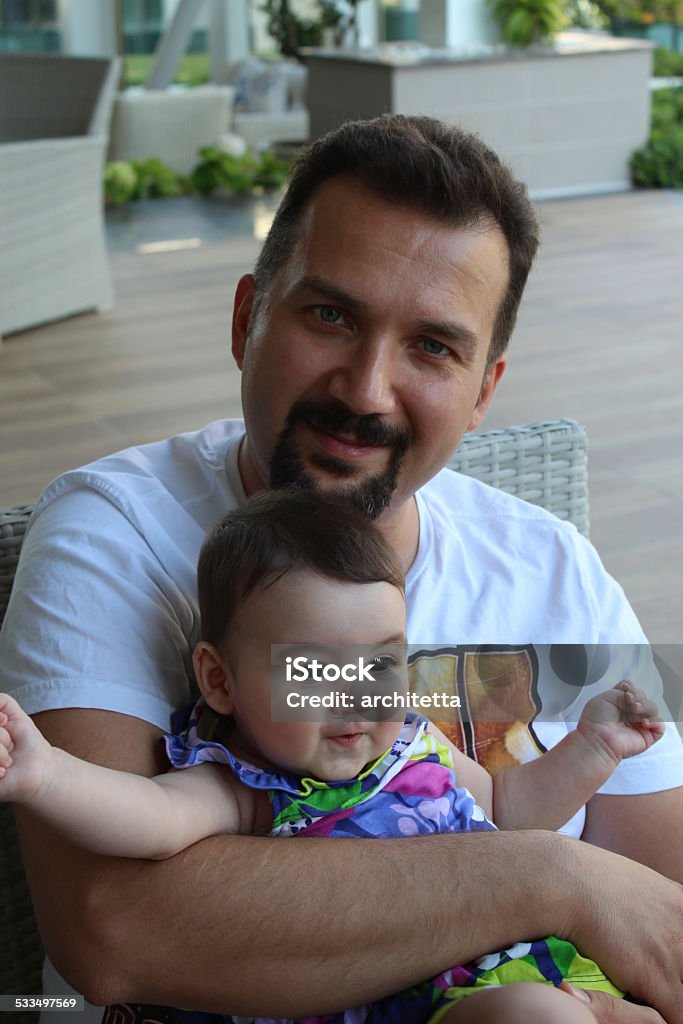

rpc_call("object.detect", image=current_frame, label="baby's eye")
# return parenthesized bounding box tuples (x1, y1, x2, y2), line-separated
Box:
(371, 655, 397, 675)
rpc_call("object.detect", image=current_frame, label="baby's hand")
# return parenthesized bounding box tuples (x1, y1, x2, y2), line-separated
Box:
(0, 693, 53, 803)
(577, 680, 665, 763)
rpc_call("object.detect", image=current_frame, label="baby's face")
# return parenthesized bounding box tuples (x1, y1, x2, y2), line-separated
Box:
(217, 570, 407, 781)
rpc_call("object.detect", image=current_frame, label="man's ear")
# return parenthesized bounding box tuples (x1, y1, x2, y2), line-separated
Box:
(467, 356, 506, 432)
(231, 274, 257, 370)
(193, 642, 235, 716)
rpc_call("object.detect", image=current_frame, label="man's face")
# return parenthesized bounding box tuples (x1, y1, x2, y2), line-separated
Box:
(233, 177, 509, 523)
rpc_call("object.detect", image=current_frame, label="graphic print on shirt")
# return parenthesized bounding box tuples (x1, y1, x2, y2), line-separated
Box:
(408, 645, 546, 776)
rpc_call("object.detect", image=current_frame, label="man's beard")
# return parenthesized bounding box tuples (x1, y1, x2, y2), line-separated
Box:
(269, 399, 413, 520)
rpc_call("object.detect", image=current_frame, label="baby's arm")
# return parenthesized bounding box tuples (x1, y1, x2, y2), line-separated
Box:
(428, 722, 494, 818)
(0, 693, 261, 858)
(493, 680, 664, 831)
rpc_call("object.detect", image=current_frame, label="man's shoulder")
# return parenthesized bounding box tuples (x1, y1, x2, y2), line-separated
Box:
(414, 465, 595, 598)
(420, 465, 576, 533)
(33, 419, 245, 522)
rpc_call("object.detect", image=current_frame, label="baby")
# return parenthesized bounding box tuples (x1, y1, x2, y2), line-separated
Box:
(0, 490, 663, 1024)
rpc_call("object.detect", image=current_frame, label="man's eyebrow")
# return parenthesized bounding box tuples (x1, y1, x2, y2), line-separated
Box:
(415, 318, 480, 354)
(290, 276, 366, 311)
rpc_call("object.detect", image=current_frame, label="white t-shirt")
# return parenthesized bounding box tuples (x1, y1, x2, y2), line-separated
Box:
(2, 418, 682, 1017)
(2, 418, 681, 828)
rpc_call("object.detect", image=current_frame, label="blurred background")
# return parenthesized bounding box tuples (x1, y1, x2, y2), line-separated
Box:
(1, 0, 681, 643)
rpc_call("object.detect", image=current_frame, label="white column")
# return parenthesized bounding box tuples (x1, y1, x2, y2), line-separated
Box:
(419, 0, 501, 49)
(58, 0, 118, 56)
(209, 0, 250, 82)
(145, 0, 207, 89)
(162, 0, 182, 21)
(357, 0, 379, 48)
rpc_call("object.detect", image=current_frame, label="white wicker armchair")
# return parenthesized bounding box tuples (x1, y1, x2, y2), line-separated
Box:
(108, 85, 237, 176)
(0, 53, 119, 339)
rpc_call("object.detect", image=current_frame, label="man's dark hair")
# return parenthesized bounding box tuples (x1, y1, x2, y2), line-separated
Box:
(253, 114, 540, 362)
(198, 490, 405, 646)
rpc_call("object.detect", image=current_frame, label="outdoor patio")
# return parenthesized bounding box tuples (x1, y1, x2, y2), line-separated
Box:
(0, 187, 681, 645)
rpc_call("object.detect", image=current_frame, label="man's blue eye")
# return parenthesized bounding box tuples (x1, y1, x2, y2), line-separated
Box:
(422, 339, 447, 356)
(319, 306, 342, 324)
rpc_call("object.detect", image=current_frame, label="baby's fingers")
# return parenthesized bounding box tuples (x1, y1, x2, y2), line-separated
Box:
(635, 697, 660, 720)
(616, 683, 659, 720)
(0, 695, 31, 738)
(0, 694, 23, 719)
(0, 725, 14, 769)
(0, 723, 14, 751)
(625, 694, 660, 722)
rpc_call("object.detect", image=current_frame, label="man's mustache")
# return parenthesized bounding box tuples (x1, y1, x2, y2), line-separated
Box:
(285, 399, 413, 452)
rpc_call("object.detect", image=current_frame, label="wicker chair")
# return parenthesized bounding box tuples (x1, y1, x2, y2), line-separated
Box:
(0, 418, 588, 1008)
(0, 53, 119, 339)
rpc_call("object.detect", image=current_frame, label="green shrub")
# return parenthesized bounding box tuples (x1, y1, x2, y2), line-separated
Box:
(651, 85, 683, 129)
(252, 150, 293, 191)
(133, 158, 188, 199)
(631, 133, 683, 186)
(103, 158, 188, 206)
(565, 0, 610, 29)
(104, 148, 292, 207)
(190, 148, 259, 195)
(190, 147, 291, 196)
(653, 46, 683, 79)
(103, 161, 139, 207)
(486, 0, 568, 45)
(630, 87, 683, 188)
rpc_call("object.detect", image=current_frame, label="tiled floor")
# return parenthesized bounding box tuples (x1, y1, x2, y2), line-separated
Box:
(1, 189, 681, 647)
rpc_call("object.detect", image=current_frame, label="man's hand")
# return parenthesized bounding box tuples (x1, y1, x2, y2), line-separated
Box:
(560, 984, 666, 1023)
(560, 838, 683, 1024)
(578, 680, 665, 763)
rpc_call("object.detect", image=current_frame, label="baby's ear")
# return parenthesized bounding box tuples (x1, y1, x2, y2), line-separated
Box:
(193, 642, 235, 716)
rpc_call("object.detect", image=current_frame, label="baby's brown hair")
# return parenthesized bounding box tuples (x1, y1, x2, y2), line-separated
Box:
(197, 489, 405, 647)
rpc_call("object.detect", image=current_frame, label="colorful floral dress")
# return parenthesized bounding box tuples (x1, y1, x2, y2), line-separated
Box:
(102, 704, 621, 1024)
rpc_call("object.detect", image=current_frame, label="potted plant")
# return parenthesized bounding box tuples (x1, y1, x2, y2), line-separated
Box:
(261, 0, 367, 58)
(486, 0, 568, 45)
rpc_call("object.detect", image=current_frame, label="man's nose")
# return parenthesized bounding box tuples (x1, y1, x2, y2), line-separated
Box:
(326, 337, 398, 417)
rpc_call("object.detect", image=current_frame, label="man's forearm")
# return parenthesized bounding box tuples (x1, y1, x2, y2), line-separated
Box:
(583, 787, 683, 883)
(18, 811, 569, 1016)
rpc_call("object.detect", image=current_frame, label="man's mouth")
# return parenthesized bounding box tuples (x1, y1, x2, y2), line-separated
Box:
(294, 399, 412, 451)
(269, 398, 414, 519)
(309, 425, 387, 460)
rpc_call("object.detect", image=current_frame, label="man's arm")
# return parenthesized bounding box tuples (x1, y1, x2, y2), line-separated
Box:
(583, 787, 683, 883)
(17, 707, 683, 1023)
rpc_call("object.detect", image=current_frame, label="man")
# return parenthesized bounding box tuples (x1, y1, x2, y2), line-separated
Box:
(1, 116, 682, 1024)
